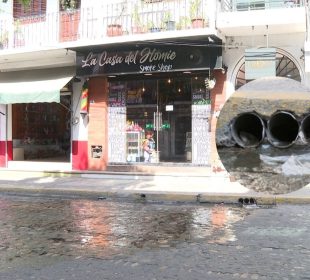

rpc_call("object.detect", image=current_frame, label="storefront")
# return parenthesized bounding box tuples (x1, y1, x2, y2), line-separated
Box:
(109, 75, 207, 163)
(74, 40, 223, 170)
(11, 94, 72, 162)
(0, 66, 75, 169)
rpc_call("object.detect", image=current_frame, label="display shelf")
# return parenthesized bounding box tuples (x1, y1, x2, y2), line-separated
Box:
(126, 131, 144, 162)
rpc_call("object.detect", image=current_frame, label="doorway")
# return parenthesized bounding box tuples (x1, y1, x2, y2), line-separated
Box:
(125, 77, 192, 163)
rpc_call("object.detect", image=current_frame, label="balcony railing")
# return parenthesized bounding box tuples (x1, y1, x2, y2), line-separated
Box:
(0, 0, 213, 52)
(221, 0, 305, 12)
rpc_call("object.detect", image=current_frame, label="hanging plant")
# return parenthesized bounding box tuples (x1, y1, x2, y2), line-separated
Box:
(205, 77, 216, 90)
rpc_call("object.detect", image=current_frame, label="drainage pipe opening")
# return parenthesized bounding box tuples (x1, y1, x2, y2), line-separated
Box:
(230, 112, 265, 148)
(266, 111, 299, 148)
(300, 114, 310, 143)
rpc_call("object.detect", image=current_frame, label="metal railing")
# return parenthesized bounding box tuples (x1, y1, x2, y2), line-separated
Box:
(0, 0, 306, 51)
(0, 0, 212, 52)
(221, 0, 305, 12)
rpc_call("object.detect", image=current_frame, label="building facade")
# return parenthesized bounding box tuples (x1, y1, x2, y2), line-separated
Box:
(0, 0, 308, 172)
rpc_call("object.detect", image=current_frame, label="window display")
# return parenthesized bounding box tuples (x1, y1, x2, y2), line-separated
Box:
(12, 95, 71, 161)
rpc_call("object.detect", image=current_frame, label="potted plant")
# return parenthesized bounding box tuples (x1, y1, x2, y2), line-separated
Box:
(147, 21, 161, 33)
(13, 19, 25, 47)
(190, 0, 206, 28)
(162, 11, 175, 31)
(176, 16, 190, 30)
(0, 31, 8, 49)
(131, 3, 146, 34)
(107, 5, 125, 37)
(60, 0, 78, 11)
(59, 0, 80, 42)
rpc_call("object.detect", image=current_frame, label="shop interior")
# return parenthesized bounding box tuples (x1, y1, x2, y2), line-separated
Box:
(12, 92, 72, 162)
(114, 75, 207, 163)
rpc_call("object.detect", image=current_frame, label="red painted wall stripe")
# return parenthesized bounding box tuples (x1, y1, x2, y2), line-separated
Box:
(0, 140, 7, 167)
(72, 140, 88, 170)
(7, 140, 12, 161)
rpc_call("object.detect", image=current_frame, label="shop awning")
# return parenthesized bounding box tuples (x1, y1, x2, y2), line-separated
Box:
(0, 67, 75, 104)
(0, 76, 73, 104)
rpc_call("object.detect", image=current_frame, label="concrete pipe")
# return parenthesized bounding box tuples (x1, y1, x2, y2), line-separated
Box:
(238, 197, 257, 205)
(230, 112, 265, 148)
(300, 114, 310, 143)
(266, 111, 299, 148)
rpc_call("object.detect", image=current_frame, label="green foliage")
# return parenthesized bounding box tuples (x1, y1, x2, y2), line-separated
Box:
(176, 16, 190, 30)
(132, 3, 142, 25)
(0, 31, 8, 44)
(14, 18, 21, 29)
(18, 0, 32, 7)
(190, 0, 203, 19)
(60, 0, 77, 11)
(163, 11, 172, 23)
(193, 98, 211, 105)
(147, 20, 155, 29)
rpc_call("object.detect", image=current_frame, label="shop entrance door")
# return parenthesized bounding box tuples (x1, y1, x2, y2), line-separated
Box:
(154, 105, 192, 163)
(155, 78, 192, 162)
(126, 77, 192, 163)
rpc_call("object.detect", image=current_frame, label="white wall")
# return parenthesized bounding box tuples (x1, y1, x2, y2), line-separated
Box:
(0, 0, 13, 17)
(223, 32, 305, 98)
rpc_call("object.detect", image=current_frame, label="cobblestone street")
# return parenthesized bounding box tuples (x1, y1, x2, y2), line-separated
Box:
(0, 194, 309, 279)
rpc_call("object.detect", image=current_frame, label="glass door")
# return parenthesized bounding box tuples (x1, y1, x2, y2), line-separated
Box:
(126, 79, 157, 162)
(126, 77, 192, 163)
(156, 78, 192, 162)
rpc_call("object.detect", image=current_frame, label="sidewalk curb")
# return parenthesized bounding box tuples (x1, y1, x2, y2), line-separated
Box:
(199, 194, 276, 205)
(0, 186, 203, 203)
(0, 185, 308, 205)
(0, 170, 309, 205)
(0, 169, 220, 178)
(274, 197, 310, 204)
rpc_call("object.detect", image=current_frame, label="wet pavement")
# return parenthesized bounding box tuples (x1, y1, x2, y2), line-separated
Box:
(218, 144, 310, 194)
(0, 194, 310, 279)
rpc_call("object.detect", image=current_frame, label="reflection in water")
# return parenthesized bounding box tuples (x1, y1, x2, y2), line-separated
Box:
(71, 201, 112, 250)
(191, 205, 243, 244)
(0, 196, 248, 267)
(70, 201, 194, 253)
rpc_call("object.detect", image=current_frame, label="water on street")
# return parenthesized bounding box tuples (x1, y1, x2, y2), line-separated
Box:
(0, 194, 309, 279)
(218, 144, 310, 194)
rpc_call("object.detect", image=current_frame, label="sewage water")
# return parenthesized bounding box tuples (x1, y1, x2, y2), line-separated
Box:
(218, 144, 310, 194)
(0, 194, 248, 269)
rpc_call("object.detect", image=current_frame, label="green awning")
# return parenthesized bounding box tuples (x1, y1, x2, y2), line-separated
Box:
(0, 67, 75, 104)
(0, 76, 73, 104)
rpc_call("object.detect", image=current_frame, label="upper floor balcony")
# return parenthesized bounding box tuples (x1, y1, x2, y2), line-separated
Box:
(217, 0, 307, 36)
(0, 0, 217, 53)
(0, 0, 306, 62)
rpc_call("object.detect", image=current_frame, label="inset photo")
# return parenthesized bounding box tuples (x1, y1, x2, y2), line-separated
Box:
(216, 77, 310, 194)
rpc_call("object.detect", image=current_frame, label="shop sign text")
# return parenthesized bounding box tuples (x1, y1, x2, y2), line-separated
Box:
(77, 44, 222, 76)
(81, 48, 176, 73)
